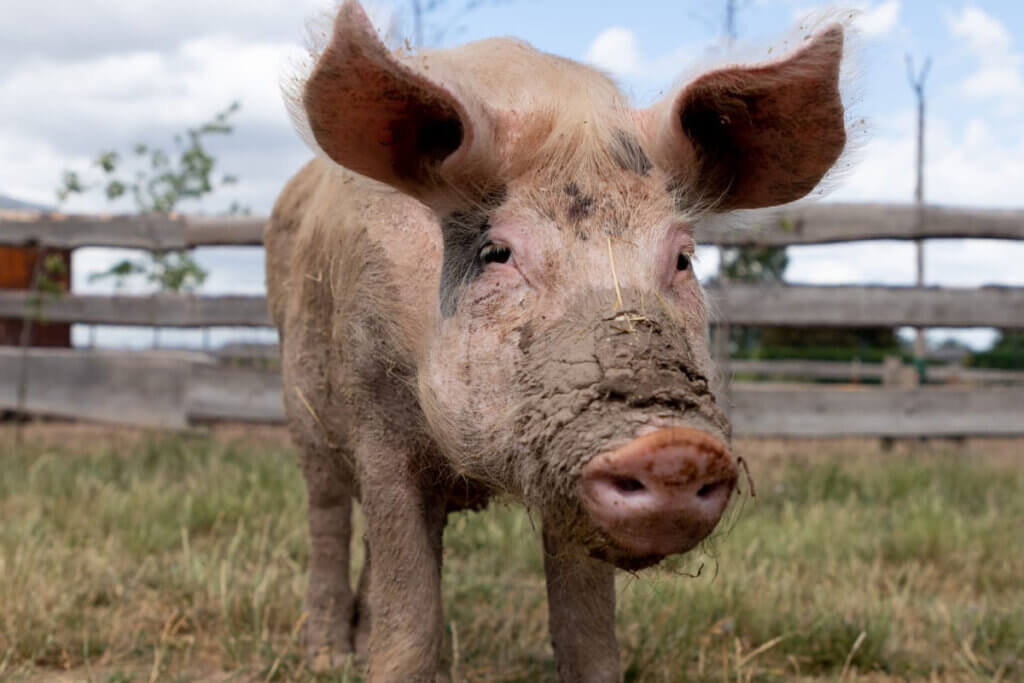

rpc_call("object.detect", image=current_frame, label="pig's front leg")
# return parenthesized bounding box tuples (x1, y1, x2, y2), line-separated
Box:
(359, 440, 448, 682)
(543, 527, 621, 683)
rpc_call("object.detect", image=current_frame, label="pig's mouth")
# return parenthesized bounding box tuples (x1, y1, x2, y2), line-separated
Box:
(577, 426, 737, 570)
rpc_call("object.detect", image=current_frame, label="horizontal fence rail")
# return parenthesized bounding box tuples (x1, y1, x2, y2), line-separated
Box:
(732, 384, 1024, 437)
(711, 284, 1024, 329)
(0, 211, 266, 249)
(3, 204, 1023, 438)
(706, 203, 1024, 246)
(4, 203, 1024, 249)
(0, 348, 280, 428)
(2, 285, 1022, 329)
(3, 348, 1023, 436)
(1, 348, 195, 428)
(0, 292, 271, 327)
(730, 360, 1024, 384)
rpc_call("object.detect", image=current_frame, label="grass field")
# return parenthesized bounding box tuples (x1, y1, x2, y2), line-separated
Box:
(0, 425, 1021, 682)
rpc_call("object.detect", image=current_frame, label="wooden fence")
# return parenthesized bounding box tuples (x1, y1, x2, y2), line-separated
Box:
(2, 204, 1023, 437)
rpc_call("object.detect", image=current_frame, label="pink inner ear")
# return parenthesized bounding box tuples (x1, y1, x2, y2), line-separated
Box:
(664, 26, 847, 211)
(301, 1, 472, 196)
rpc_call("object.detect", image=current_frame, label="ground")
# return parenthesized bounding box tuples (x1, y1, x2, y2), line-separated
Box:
(0, 424, 1021, 682)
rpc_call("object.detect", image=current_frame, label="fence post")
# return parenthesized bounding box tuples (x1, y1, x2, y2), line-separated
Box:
(712, 249, 732, 414)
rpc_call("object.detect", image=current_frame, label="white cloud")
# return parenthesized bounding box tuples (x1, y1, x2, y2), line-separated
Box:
(798, 103, 1024, 298)
(0, 0, 328, 68)
(786, 242, 914, 286)
(583, 28, 692, 90)
(946, 5, 1012, 55)
(960, 65, 1024, 99)
(0, 36, 311, 215)
(2, 38, 304, 135)
(945, 6, 1024, 103)
(854, 1, 901, 37)
(791, 2, 901, 39)
(585, 28, 643, 77)
(832, 108, 1024, 209)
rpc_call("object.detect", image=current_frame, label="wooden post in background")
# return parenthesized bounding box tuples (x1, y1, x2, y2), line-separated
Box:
(907, 54, 932, 372)
(713, 251, 732, 410)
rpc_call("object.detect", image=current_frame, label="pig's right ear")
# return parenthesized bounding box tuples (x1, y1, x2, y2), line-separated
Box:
(302, 1, 492, 202)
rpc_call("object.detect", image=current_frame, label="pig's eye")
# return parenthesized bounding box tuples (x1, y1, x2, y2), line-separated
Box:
(676, 252, 691, 272)
(479, 242, 512, 265)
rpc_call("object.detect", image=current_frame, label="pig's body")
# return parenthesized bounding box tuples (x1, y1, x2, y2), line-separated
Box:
(267, 157, 494, 675)
(267, 3, 850, 681)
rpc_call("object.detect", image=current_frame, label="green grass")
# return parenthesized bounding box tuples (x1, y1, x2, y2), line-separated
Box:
(1, 428, 1021, 681)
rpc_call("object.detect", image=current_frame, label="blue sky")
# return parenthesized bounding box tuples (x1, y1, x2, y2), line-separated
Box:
(2, 0, 1022, 349)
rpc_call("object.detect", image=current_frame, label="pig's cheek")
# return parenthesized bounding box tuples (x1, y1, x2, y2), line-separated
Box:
(461, 302, 528, 422)
(423, 304, 521, 434)
(665, 274, 708, 330)
(668, 279, 714, 376)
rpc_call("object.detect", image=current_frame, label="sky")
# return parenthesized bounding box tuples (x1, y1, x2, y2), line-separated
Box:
(2, 0, 1023, 349)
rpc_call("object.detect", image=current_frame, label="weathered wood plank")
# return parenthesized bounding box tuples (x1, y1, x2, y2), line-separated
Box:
(3, 348, 1022, 435)
(730, 360, 884, 380)
(731, 384, 1024, 437)
(731, 360, 1024, 383)
(1, 286, 1021, 328)
(0, 210, 265, 249)
(0, 211, 185, 249)
(183, 216, 267, 246)
(711, 284, 1024, 328)
(926, 366, 1024, 383)
(0, 347, 191, 428)
(197, 350, 1024, 386)
(4, 204, 1024, 249)
(699, 203, 1024, 246)
(209, 342, 281, 362)
(187, 364, 284, 422)
(0, 291, 271, 327)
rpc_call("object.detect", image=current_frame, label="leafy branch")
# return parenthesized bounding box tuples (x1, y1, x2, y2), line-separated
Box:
(58, 101, 245, 296)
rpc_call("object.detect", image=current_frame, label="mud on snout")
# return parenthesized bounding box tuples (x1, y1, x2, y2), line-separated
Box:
(513, 291, 736, 570)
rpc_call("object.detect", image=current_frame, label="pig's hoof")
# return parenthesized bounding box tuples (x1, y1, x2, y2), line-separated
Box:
(307, 645, 354, 673)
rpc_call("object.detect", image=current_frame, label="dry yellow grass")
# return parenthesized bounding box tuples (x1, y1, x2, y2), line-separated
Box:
(1, 426, 1021, 682)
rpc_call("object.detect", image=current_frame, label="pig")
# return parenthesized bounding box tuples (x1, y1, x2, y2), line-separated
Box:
(265, 2, 848, 680)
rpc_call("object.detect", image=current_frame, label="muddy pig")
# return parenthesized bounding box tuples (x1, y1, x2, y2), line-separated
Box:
(266, 2, 849, 680)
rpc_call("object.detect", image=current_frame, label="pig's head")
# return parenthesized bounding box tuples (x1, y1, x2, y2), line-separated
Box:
(300, 1, 848, 568)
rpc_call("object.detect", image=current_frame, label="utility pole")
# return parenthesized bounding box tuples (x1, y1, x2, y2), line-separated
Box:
(724, 0, 738, 46)
(907, 54, 931, 367)
(412, 0, 424, 48)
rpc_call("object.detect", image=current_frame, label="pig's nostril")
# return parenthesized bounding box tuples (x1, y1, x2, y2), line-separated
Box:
(612, 476, 646, 494)
(696, 479, 728, 499)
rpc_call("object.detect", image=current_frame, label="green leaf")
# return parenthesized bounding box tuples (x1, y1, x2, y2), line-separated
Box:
(61, 170, 84, 193)
(43, 254, 67, 276)
(105, 181, 126, 200)
(55, 101, 247, 293)
(88, 259, 148, 291)
(96, 151, 120, 173)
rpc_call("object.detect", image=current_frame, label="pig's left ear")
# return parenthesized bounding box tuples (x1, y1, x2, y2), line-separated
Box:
(649, 26, 847, 211)
(301, 0, 494, 203)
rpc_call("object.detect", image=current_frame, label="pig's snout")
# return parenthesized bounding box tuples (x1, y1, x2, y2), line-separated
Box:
(580, 427, 737, 560)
